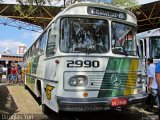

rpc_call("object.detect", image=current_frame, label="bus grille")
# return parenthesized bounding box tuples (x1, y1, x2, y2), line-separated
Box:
(87, 72, 138, 90)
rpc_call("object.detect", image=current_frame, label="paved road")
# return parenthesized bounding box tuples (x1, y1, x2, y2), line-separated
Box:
(0, 78, 159, 120)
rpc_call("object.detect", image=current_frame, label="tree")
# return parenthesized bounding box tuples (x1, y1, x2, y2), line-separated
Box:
(15, 0, 51, 17)
(16, 0, 52, 6)
(111, 0, 140, 11)
(14, 0, 60, 29)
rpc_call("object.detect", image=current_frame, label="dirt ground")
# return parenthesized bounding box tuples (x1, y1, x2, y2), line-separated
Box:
(0, 77, 49, 120)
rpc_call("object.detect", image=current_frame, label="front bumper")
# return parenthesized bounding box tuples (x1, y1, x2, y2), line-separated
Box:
(57, 93, 148, 111)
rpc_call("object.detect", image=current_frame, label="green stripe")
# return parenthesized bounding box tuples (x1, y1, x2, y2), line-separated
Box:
(111, 59, 131, 96)
(31, 56, 40, 74)
(98, 58, 131, 97)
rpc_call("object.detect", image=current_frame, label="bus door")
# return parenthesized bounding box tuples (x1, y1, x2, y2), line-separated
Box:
(139, 39, 147, 75)
(43, 25, 58, 112)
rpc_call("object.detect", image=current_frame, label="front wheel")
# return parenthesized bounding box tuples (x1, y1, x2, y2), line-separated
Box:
(24, 84, 27, 90)
(42, 104, 50, 114)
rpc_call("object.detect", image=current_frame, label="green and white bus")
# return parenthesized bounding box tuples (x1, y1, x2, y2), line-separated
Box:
(137, 28, 160, 68)
(23, 2, 147, 113)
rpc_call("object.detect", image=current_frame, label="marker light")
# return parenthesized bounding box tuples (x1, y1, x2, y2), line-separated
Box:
(55, 59, 60, 64)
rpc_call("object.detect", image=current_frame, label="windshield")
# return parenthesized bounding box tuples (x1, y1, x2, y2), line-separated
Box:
(150, 37, 160, 59)
(60, 18, 109, 53)
(111, 22, 137, 56)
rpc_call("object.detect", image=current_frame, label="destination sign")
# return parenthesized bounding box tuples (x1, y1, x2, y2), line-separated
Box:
(87, 7, 127, 20)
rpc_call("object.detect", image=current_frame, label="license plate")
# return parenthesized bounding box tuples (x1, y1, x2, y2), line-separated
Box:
(111, 98, 128, 107)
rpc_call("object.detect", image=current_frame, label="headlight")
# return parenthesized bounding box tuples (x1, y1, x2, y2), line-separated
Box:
(137, 74, 146, 84)
(69, 75, 88, 87)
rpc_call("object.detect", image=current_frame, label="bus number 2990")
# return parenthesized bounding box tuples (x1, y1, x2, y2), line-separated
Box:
(67, 60, 100, 68)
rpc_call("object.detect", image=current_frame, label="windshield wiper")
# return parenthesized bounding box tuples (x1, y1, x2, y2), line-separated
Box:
(122, 46, 128, 56)
(86, 44, 95, 55)
(74, 47, 93, 54)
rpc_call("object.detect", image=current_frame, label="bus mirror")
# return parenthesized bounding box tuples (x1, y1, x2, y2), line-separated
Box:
(136, 45, 141, 58)
(51, 24, 57, 34)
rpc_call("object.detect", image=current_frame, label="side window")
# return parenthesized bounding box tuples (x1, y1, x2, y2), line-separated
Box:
(150, 37, 160, 59)
(23, 54, 25, 61)
(27, 52, 29, 59)
(30, 47, 33, 57)
(39, 32, 47, 54)
(144, 39, 147, 57)
(29, 49, 32, 58)
(46, 28, 56, 57)
(26, 53, 28, 60)
(139, 40, 143, 57)
(33, 42, 38, 57)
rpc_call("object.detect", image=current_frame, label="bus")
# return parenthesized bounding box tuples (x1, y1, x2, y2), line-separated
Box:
(23, 2, 147, 113)
(137, 28, 160, 72)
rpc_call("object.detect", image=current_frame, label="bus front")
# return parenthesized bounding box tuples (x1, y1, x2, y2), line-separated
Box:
(53, 3, 147, 112)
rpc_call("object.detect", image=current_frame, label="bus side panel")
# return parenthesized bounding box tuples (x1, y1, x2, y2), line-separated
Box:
(25, 55, 45, 97)
(42, 80, 59, 112)
(42, 58, 59, 112)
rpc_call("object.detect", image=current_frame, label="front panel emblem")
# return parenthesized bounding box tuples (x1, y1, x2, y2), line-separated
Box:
(46, 84, 54, 100)
(111, 74, 121, 87)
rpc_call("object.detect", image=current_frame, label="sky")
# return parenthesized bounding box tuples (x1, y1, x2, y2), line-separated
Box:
(0, 25, 41, 53)
(0, 0, 158, 54)
(138, 0, 159, 4)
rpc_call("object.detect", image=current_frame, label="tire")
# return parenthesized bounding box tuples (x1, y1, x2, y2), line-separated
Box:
(24, 84, 27, 90)
(42, 104, 50, 114)
(152, 94, 160, 114)
(155, 95, 160, 114)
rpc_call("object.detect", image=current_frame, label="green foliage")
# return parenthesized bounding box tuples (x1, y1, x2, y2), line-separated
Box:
(14, 0, 51, 17)
(17, 0, 51, 6)
(14, 5, 35, 17)
(111, 0, 140, 11)
(14, 5, 24, 16)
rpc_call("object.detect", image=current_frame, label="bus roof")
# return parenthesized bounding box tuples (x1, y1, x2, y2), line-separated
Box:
(47, 2, 137, 28)
(137, 28, 160, 40)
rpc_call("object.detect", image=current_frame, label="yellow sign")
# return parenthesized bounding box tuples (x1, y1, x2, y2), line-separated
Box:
(46, 84, 54, 100)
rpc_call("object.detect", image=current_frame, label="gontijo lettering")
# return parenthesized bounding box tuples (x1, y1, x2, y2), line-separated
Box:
(87, 7, 127, 20)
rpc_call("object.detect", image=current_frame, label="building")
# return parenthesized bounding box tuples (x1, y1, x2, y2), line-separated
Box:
(16, 44, 27, 55)
(0, 53, 23, 68)
(4, 47, 11, 54)
(0, 44, 25, 69)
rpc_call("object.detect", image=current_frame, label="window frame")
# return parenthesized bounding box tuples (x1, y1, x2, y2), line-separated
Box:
(46, 27, 56, 58)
